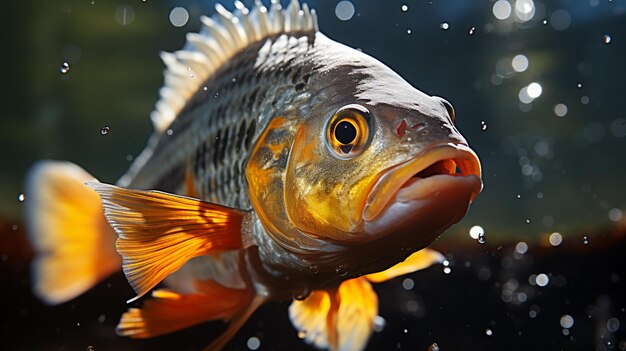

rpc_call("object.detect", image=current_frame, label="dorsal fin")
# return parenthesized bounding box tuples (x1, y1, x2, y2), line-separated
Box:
(150, 0, 319, 133)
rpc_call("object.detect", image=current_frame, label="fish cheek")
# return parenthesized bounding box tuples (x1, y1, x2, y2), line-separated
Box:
(284, 120, 377, 240)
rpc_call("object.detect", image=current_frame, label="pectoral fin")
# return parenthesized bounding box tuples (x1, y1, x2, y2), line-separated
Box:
(365, 248, 444, 283)
(289, 277, 378, 351)
(87, 183, 245, 302)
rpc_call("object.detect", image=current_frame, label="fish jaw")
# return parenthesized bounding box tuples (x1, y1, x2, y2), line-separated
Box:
(363, 143, 482, 240)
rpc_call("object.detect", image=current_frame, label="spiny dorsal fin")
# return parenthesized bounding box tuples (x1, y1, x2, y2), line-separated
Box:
(151, 0, 319, 133)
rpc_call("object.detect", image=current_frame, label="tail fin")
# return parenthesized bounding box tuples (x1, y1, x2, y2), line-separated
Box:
(24, 161, 121, 305)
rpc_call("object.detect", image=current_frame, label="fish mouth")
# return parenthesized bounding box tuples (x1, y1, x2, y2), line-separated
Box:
(363, 142, 482, 222)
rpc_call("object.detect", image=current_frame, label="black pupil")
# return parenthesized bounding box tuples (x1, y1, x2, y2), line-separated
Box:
(335, 121, 357, 144)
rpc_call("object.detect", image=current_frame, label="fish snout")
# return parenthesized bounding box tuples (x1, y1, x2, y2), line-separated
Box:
(392, 116, 465, 146)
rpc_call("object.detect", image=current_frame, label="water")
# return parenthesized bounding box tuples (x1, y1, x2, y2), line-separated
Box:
(1, 1, 625, 351)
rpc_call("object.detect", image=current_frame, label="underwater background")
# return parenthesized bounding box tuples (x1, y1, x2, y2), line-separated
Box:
(1, 0, 625, 350)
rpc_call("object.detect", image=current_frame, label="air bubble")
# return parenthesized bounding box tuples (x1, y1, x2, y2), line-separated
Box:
(443, 267, 452, 274)
(402, 278, 414, 290)
(60, 62, 70, 74)
(335, 264, 348, 276)
(292, 288, 310, 301)
(18, 194, 25, 202)
(549, 232, 563, 246)
(607, 317, 620, 332)
(100, 126, 110, 135)
(406, 29, 412, 35)
(468, 27, 476, 35)
(481, 121, 488, 130)
(604, 34, 612, 44)
(477, 233, 486, 244)
(335, 1, 355, 21)
(297, 330, 307, 339)
(582, 236, 589, 245)
(536, 273, 549, 287)
(440, 22, 449, 30)
(401, 4, 408, 12)
(308, 264, 319, 274)
(428, 343, 440, 351)
(485, 328, 493, 336)
(515, 242, 528, 254)
(373, 316, 386, 332)
(560, 314, 574, 329)
(246, 336, 261, 350)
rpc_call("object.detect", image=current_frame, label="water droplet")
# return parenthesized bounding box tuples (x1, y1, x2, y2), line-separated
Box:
(477, 233, 486, 244)
(308, 264, 319, 274)
(481, 121, 488, 131)
(542, 19, 548, 25)
(443, 267, 452, 274)
(402, 278, 414, 290)
(60, 62, 70, 74)
(443, 259, 450, 267)
(406, 29, 412, 35)
(401, 4, 408, 12)
(428, 343, 440, 351)
(202, 86, 208, 91)
(604, 34, 612, 44)
(166, 129, 173, 136)
(440, 22, 449, 30)
(17, 193, 25, 202)
(403, 328, 408, 334)
(516, 194, 522, 199)
(582, 236, 589, 245)
(90, 0, 95, 5)
(335, 264, 348, 276)
(100, 126, 110, 135)
(469, 26, 476, 35)
(485, 328, 493, 336)
(525, 218, 530, 224)
(297, 330, 307, 339)
(577, 83, 582, 88)
(246, 336, 261, 350)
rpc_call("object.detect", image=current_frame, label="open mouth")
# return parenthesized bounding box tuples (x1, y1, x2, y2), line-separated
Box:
(363, 143, 482, 221)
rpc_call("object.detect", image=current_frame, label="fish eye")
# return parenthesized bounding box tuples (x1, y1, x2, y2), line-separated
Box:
(326, 104, 371, 159)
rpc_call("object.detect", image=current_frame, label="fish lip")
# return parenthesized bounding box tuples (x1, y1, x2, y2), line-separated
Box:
(363, 142, 482, 222)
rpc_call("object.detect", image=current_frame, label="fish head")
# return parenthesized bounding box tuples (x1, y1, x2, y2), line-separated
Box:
(281, 42, 482, 249)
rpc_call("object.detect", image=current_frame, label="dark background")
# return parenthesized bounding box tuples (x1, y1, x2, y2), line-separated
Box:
(1, 0, 625, 350)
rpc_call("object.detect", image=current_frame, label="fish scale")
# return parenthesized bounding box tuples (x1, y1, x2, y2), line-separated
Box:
(123, 35, 314, 211)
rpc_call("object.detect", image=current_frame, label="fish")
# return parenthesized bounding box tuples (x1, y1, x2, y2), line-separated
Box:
(23, 1, 482, 350)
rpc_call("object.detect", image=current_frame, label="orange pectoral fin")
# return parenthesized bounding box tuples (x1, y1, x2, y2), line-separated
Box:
(116, 280, 252, 339)
(365, 248, 444, 283)
(289, 277, 378, 351)
(87, 182, 245, 302)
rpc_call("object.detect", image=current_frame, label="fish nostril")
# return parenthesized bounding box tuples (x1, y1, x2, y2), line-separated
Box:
(394, 119, 408, 138)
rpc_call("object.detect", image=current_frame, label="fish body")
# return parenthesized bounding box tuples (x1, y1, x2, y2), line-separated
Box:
(24, 1, 482, 350)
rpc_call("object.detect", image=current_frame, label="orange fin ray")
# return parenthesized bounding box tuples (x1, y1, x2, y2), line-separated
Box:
(289, 277, 378, 351)
(116, 280, 252, 339)
(365, 248, 444, 283)
(87, 182, 245, 302)
(24, 161, 120, 305)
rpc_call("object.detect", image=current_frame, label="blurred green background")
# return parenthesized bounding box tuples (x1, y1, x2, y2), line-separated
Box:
(1, 0, 624, 246)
